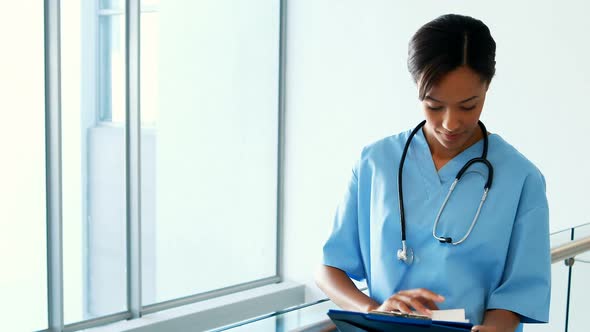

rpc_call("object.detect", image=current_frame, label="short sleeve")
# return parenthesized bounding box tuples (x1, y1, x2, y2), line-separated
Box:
(322, 162, 366, 281)
(487, 171, 551, 323)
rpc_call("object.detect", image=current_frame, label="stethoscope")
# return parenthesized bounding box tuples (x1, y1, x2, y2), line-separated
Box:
(396, 120, 494, 265)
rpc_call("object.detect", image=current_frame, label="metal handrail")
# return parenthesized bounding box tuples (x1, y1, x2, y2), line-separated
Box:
(551, 235, 590, 263)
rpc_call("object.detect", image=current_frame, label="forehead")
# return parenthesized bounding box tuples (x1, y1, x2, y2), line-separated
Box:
(426, 66, 487, 102)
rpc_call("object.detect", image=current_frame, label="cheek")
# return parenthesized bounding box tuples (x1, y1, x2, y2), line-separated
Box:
(467, 107, 485, 123)
(424, 115, 446, 132)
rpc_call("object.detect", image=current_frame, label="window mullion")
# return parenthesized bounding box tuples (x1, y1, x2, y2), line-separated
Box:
(44, 0, 64, 330)
(125, 0, 142, 319)
(276, 0, 287, 280)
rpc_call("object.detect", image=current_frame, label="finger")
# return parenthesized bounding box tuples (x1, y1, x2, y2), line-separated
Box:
(376, 300, 398, 313)
(396, 301, 412, 314)
(376, 297, 405, 312)
(391, 294, 431, 315)
(385, 295, 413, 314)
(408, 298, 432, 316)
(399, 288, 445, 302)
(410, 288, 445, 302)
(423, 298, 440, 311)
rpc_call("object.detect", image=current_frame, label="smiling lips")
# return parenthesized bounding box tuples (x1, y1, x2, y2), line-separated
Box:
(440, 131, 463, 142)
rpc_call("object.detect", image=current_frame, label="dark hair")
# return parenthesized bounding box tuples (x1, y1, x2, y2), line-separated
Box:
(408, 14, 496, 100)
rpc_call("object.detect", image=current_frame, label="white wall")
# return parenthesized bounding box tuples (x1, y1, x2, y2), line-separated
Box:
(0, 2, 47, 331)
(282, 0, 590, 325)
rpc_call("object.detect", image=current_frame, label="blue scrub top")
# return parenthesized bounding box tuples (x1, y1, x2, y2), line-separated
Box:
(323, 128, 551, 329)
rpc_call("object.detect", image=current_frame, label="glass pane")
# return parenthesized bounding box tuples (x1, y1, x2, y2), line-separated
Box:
(139, 9, 159, 304)
(100, 0, 123, 11)
(62, 1, 126, 323)
(100, 0, 156, 11)
(221, 300, 338, 331)
(141, 0, 280, 304)
(550, 226, 575, 247)
(0, 3, 47, 331)
(567, 223, 590, 332)
(525, 229, 571, 332)
(99, 13, 126, 122)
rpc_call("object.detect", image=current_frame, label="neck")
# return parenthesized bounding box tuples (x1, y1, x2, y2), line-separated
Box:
(424, 126, 484, 169)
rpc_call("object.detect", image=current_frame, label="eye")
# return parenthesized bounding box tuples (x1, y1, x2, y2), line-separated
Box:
(427, 105, 444, 111)
(460, 105, 477, 111)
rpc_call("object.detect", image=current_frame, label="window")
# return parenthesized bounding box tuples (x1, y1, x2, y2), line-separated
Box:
(141, 0, 280, 304)
(37, 0, 283, 330)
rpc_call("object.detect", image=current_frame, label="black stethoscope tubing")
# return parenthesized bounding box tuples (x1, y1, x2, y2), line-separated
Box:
(397, 120, 493, 263)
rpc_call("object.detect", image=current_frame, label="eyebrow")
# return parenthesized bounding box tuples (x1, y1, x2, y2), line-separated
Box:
(425, 95, 479, 104)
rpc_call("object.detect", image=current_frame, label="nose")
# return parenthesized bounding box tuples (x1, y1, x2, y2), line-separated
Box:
(442, 110, 461, 133)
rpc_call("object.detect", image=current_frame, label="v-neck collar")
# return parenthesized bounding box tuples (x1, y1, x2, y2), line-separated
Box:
(410, 128, 487, 190)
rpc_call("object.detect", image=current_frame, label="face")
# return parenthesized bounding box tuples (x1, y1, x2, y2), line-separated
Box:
(420, 66, 489, 157)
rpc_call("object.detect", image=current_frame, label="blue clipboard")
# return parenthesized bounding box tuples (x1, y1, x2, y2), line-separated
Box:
(327, 309, 473, 332)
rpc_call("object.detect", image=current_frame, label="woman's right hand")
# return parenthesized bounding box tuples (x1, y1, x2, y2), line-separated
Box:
(371, 288, 445, 316)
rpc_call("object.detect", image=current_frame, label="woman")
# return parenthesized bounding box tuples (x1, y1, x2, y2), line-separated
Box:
(316, 14, 550, 332)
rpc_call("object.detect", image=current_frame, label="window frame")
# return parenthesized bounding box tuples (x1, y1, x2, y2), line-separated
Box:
(41, 0, 287, 330)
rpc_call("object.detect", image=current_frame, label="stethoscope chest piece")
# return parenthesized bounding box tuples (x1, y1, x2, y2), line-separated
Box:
(397, 240, 414, 264)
